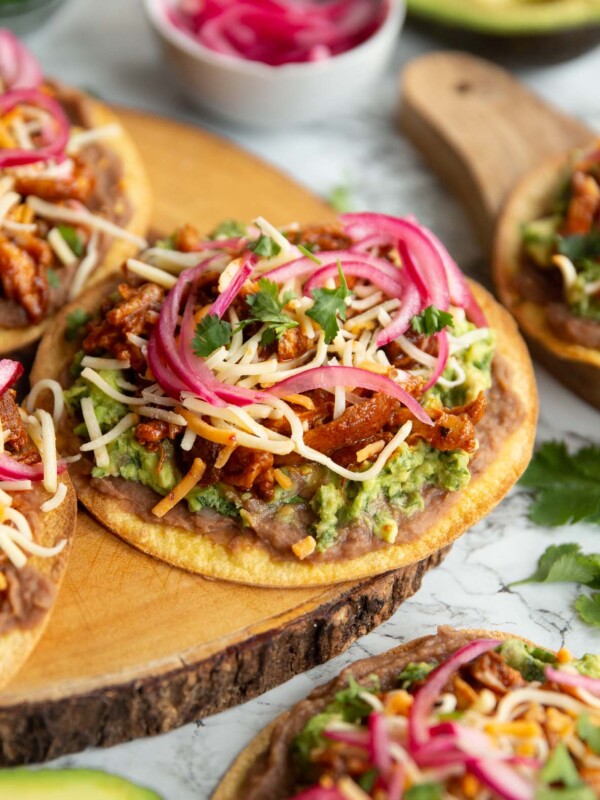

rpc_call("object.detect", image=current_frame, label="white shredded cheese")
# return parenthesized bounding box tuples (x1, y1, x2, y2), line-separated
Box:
(80, 368, 148, 405)
(26, 378, 65, 426)
(80, 397, 109, 468)
(81, 356, 132, 371)
(126, 258, 177, 289)
(40, 482, 68, 513)
(67, 123, 122, 154)
(35, 408, 59, 494)
(48, 226, 78, 267)
(68, 229, 100, 300)
(80, 413, 138, 453)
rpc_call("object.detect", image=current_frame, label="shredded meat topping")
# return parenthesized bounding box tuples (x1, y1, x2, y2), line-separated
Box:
(0, 389, 38, 464)
(0, 232, 51, 323)
(135, 420, 183, 450)
(562, 170, 600, 236)
(285, 223, 352, 252)
(82, 281, 165, 371)
(13, 159, 95, 204)
(468, 651, 527, 694)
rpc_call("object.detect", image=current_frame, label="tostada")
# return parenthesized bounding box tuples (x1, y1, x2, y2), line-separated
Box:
(0, 29, 151, 355)
(32, 213, 536, 586)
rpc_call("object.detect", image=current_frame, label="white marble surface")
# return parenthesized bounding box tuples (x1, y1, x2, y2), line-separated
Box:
(17, 1, 600, 797)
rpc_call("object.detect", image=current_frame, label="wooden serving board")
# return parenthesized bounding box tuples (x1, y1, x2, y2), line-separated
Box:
(399, 52, 593, 251)
(0, 109, 449, 765)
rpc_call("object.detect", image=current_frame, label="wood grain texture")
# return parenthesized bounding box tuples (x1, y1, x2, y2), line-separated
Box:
(399, 52, 592, 251)
(0, 108, 448, 764)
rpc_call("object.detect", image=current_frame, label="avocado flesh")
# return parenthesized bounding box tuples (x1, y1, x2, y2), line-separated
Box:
(0, 769, 162, 799)
(407, 0, 600, 35)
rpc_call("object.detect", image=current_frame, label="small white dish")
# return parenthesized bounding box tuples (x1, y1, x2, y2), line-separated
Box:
(144, 0, 405, 128)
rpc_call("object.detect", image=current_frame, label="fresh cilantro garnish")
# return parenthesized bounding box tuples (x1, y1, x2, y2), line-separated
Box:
(397, 661, 436, 689)
(192, 314, 232, 357)
(411, 305, 454, 336)
(539, 744, 591, 793)
(577, 714, 600, 754)
(357, 769, 378, 792)
(520, 441, 600, 526)
(405, 784, 443, 800)
(65, 309, 91, 342)
(236, 277, 297, 347)
(46, 267, 60, 289)
(327, 182, 355, 213)
(58, 223, 84, 257)
(297, 243, 323, 265)
(306, 261, 351, 343)
(155, 233, 176, 250)
(575, 593, 600, 628)
(558, 231, 600, 262)
(511, 544, 600, 588)
(209, 219, 248, 240)
(249, 234, 281, 258)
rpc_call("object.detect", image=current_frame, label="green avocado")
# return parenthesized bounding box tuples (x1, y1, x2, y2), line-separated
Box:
(406, 0, 600, 36)
(0, 768, 162, 799)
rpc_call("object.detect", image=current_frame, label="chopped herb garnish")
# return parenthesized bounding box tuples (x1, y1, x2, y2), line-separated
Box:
(209, 219, 248, 240)
(306, 261, 351, 343)
(558, 231, 600, 262)
(411, 305, 454, 336)
(327, 182, 355, 213)
(405, 784, 443, 800)
(236, 277, 297, 347)
(540, 743, 588, 790)
(65, 309, 92, 342)
(58, 223, 84, 257)
(357, 768, 379, 792)
(155, 233, 176, 250)
(249, 233, 281, 258)
(192, 314, 233, 357)
(46, 267, 60, 289)
(297, 243, 323, 265)
(397, 661, 436, 689)
(520, 441, 600, 526)
(577, 714, 600, 754)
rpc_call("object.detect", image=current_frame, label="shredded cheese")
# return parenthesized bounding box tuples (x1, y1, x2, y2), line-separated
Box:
(151, 458, 206, 518)
(40, 481, 68, 513)
(67, 123, 122, 154)
(292, 535, 316, 560)
(80, 413, 138, 453)
(80, 397, 109, 468)
(126, 258, 178, 289)
(48, 226, 78, 266)
(69, 229, 100, 299)
(26, 378, 66, 425)
(35, 408, 58, 494)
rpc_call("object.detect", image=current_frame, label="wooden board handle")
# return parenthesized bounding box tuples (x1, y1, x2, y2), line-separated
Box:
(399, 52, 592, 252)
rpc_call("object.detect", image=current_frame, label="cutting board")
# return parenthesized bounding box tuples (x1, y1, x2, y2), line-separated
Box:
(0, 109, 449, 765)
(400, 52, 593, 252)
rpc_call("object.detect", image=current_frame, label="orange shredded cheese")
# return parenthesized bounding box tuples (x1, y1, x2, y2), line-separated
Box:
(292, 535, 316, 560)
(462, 774, 480, 799)
(384, 689, 413, 716)
(557, 647, 573, 664)
(357, 360, 391, 375)
(214, 445, 236, 469)
(356, 440, 385, 463)
(273, 468, 293, 490)
(484, 721, 542, 739)
(0, 572, 6, 591)
(151, 457, 206, 518)
(282, 393, 315, 411)
(177, 407, 237, 446)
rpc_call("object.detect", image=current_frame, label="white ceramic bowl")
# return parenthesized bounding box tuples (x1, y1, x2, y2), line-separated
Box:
(144, 0, 405, 128)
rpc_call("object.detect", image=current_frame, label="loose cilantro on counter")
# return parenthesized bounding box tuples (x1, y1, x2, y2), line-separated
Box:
(193, 314, 233, 357)
(411, 305, 454, 336)
(511, 543, 600, 630)
(520, 441, 600, 526)
(306, 262, 351, 343)
(237, 277, 297, 346)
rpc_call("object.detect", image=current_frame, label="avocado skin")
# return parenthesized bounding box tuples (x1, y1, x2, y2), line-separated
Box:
(0, 768, 162, 799)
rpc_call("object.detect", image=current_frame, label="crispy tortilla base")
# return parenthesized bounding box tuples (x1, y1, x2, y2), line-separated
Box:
(211, 627, 536, 800)
(0, 90, 152, 356)
(493, 147, 600, 409)
(0, 473, 77, 691)
(32, 279, 537, 587)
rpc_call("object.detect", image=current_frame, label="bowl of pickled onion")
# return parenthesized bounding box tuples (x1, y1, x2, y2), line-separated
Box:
(144, 0, 405, 127)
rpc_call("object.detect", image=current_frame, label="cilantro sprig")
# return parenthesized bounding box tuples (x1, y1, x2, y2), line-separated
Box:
(249, 234, 281, 258)
(192, 314, 233, 357)
(237, 277, 297, 346)
(306, 262, 351, 343)
(511, 543, 600, 629)
(410, 305, 454, 336)
(520, 441, 600, 526)
(65, 308, 91, 342)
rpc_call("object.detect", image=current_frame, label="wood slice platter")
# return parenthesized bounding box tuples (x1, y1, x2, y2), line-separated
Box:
(399, 52, 593, 251)
(0, 109, 450, 765)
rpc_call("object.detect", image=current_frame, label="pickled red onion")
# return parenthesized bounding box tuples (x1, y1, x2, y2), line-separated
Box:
(0, 29, 42, 91)
(0, 88, 69, 168)
(0, 359, 23, 395)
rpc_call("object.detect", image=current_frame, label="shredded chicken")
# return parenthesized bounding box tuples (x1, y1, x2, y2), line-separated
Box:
(135, 420, 182, 450)
(468, 651, 527, 694)
(13, 159, 95, 203)
(0, 232, 51, 323)
(562, 170, 600, 236)
(0, 390, 38, 464)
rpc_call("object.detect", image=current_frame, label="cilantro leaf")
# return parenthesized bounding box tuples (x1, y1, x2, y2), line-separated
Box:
(411, 305, 454, 336)
(65, 309, 92, 342)
(328, 182, 355, 213)
(46, 267, 60, 289)
(540, 744, 586, 789)
(58, 223, 84, 257)
(577, 714, 600, 754)
(209, 219, 248, 240)
(236, 278, 297, 346)
(511, 544, 600, 589)
(357, 768, 378, 792)
(192, 314, 232, 357)
(306, 262, 351, 343)
(520, 441, 600, 526)
(397, 661, 436, 689)
(249, 234, 281, 258)
(575, 593, 600, 628)
(405, 785, 443, 800)
(155, 233, 176, 250)
(558, 231, 600, 262)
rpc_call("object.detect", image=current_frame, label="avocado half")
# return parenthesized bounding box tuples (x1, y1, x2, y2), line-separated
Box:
(407, 0, 600, 35)
(0, 769, 162, 799)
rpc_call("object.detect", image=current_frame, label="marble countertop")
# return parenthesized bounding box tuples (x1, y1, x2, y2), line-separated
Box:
(19, 1, 600, 797)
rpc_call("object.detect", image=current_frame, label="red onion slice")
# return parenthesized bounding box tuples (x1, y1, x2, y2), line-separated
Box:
(467, 758, 535, 800)
(269, 365, 432, 426)
(423, 329, 449, 392)
(303, 260, 404, 298)
(0, 88, 70, 168)
(210, 253, 256, 319)
(368, 712, 392, 778)
(545, 665, 600, 697)
(408, 639, 501, 749)
(0, 30, 42, 91)
(0, 453, 66, 482)
(324, 728, 369, 748)
(0, 359, 23, 395)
